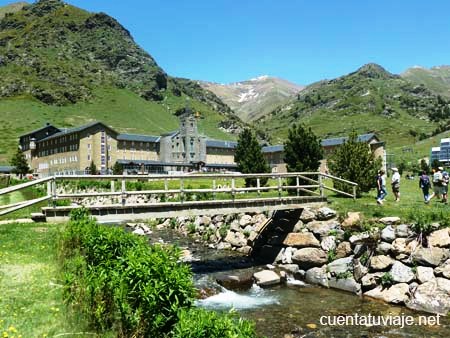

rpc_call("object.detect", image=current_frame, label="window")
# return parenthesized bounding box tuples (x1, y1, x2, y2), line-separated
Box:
(108, 144, 112, 151)
(88, 143, 91, 149)
(87, 155, 91, 161)
(107, 155, 111, 161)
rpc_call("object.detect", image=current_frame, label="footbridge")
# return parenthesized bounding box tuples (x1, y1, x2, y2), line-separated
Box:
(0, 172, 357, 222)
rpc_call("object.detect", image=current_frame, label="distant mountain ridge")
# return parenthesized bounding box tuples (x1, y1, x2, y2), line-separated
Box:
(402, 65, 450, 98)
(257, 63, 450, 148)
(200, 76, 304, 122)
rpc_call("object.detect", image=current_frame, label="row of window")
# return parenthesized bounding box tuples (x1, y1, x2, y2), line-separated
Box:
(38, 145, 78, 156)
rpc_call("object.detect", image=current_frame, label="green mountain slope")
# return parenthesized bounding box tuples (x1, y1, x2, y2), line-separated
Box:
(258, 63, 450, 148)
(0, 1, 27, 19)
(402, 65, 450, 98)
(0, 0, 241, 163)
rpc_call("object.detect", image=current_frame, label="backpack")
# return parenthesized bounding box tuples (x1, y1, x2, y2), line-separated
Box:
(421, 175, 430, 188)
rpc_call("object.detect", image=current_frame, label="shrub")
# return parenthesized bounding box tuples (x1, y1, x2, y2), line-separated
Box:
(172, 308, 258, 338)
(327, 249, 336, 263)
(381, 272, 394, 287)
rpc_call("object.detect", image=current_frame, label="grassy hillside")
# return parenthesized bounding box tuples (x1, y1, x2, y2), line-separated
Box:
(258, 64, 449, 148)
(402, 66, 450, 98)
(0, 1, 27, 19)
(0, 0, 242, 164)
(0, 87, 235, 163)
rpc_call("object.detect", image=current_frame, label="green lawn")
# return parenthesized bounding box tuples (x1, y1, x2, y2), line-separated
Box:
(326, 174, 450, 221)
(0, 222, 112, 337)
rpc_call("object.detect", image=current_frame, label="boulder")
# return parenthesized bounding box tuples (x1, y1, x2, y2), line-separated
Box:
(217, 242, 232, 250)
(253, 270, 281, 286)
(364, 283, 410, 304)
(300, 208, 316, 222)
(283, 232, 320, 248)
(434, 259, 450, 278)
(239, 214, 252, 227)
(237, 246, 252, 255)
(306, 220, 339, 237)
(395, 224, 412, 238)
(316, 207, 337, 221)
(282, 246, 295, 264)
(353, 258, 368, 282)
(328, 277, 361, 295)
(428, 228, 450, 248)
(379, 217, 401, 225)
(335, 241, 352, 259)
(370, 255, 394, 271)
(412, 247, 449, 267)
(278, 264, 300, 275)
(391, 238, 418, 255)
(213, 214, 224, 223)
(132, 228, 145, 236)
(305, 267, 329, 287)
(407, 278, 450, 314)
(416, 266, 435, 284)
(376, 242, 392, 255)
(390, 261, 415, 283)
(321, 236, 336, 251)
(349, 232, 370, 246)
(292, 220, 304, 233)
(328, 256, 353, 275)
(381, 225, 396, 243)
(292, 248, 328, 269)
(216, 273, 253, 291)
(224, 231, 247, 247)
(361, 272, 384, 290)
(341, 212, 362, 230)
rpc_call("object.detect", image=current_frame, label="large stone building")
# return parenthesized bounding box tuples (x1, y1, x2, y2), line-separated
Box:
(19, 113, 385, 176)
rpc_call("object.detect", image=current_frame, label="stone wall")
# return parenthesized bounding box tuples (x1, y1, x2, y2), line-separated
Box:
(128, 207, 450, 315)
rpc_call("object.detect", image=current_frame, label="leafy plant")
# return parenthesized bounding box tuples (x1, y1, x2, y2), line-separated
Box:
(327, 249, 337, 263)
(335, 271, 353, 280)
(187, 222, 196, 234)
(381, 272, 394, 287)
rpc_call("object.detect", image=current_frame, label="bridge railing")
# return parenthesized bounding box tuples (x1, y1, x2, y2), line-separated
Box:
(0, 172, 358, 216)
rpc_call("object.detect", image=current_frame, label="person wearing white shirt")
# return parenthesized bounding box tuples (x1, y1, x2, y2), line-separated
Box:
(391, 168, 401, 202)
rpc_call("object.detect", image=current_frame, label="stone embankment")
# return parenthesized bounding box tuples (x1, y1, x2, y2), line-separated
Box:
(127, 207, 450, 315)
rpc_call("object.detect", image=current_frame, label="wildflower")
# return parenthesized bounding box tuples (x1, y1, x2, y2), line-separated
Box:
(7, 327, 16, 333)
(2, 331, 8, 338)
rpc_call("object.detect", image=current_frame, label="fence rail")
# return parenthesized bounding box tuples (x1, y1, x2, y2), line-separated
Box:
(0, 172, 358, 217)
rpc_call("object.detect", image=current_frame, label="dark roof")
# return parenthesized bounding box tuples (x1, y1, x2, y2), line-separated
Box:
(321, 133, 378, 147)
(117, 134, 160, 143)
(117, 159, 194, 167)
(20, 124, 59, 138)
(262, 145, 284, 153)
(160, 130, 179, 137)
(204, 163, 238, 168)
(206, 139, 238, 149)
(0, 166, 15, 173)
(38, 122, 115, 142)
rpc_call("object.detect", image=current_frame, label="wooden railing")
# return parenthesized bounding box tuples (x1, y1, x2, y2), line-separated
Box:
(0, 172, 358, 217)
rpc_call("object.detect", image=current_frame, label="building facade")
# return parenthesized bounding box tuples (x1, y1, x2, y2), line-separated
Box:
(19, 116, 385, 177)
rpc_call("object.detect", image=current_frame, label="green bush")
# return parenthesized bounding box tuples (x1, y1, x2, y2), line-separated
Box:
(60, 208, 195, 336)
(381, 272, 394, 287)
(172, 308, 258, 338)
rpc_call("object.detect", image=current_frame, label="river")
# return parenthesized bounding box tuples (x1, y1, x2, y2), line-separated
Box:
(145, 226, 450, 338)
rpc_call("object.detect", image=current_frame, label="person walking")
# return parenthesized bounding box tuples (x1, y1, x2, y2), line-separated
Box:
(419, 170, 431, 203)
(442, 168, 449, 204)
(428, 167, 444, 203)
(391, 168, 401, 202)
(376, 170, 387, 204)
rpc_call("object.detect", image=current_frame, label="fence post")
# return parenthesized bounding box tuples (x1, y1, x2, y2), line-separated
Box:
(121, 178, 126, 206)
(51, 177, 56, 207)
(296, 176, 300, 196)
(111, 180, 115, 193)
(277, 176, 282, 199)
(180, 178, 184, 203)
(231, 178, 235, 201)
(257, 178, 261, 197)
(212, 179, 216, 200)
(319, 174, 324, 197)
(352, 185, 357, 200)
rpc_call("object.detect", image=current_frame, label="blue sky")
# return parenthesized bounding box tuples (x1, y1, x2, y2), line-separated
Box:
(3, 0, 450, 84)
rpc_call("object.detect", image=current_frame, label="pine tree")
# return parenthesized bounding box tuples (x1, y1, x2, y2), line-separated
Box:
(234, 128, 270, 187)
(283, 124, 323, 194)
(328, 131, 381, 197)
(112, 161, 123, 175)
(89, 161, 97, 175)
(10, 148, 30, 179)
(284, 124, 323, 172)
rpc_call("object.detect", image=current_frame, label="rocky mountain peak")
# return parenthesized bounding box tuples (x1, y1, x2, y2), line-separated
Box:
(355, 63, 397, 79)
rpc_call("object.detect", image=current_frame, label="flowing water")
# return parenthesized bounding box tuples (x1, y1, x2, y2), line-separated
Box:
(146, 227, 450, 338)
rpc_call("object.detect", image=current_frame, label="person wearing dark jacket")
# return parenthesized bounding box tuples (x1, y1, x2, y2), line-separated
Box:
(419, 170, 431, 203)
